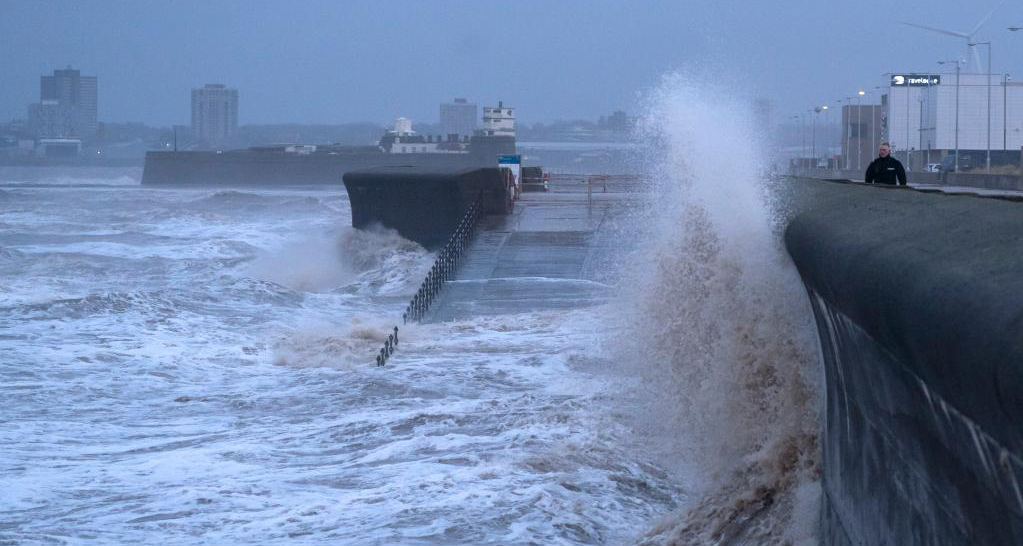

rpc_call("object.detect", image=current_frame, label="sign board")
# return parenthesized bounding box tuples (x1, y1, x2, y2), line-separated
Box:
(498, 154, 521, 189)
(890, 74, 941, 87)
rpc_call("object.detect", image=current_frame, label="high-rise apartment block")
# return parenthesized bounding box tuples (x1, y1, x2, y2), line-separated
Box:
(191, 84, 238, 147)
(28, 67, 97, 138)
(439, 98, 477, 138)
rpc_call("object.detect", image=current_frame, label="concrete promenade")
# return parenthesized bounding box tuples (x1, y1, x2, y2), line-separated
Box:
(797, 167, 1023, 193)
(426, 182, 649, 323)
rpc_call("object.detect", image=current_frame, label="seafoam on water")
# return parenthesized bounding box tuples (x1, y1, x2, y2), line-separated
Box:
(0, 172, 682, 544)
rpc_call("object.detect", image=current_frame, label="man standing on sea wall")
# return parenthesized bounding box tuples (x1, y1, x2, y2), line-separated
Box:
(864, 142, 907, 185)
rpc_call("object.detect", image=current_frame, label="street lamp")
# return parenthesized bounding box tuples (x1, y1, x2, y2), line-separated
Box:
(1006, 74, 1011, 152)
(822, 105, 830, 168)
(812, 106, 828, 165)
(937, 59, 961, 171)
(857, 90, 866, 170)
(976, 42, 993, 172)
(836, 98, 851, 170)
(872, 86, 885, 164)
(834, 99, 844, 169)
(811, 108, 817, 162)
(845, 97, 854, 168)
(801, 112, 807, 162)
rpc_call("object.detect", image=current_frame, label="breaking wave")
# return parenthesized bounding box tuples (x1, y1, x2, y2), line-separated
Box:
(271, 316, 403, 369)
(247, 225, 432, 295)
(614, 74, 822, 545)
(188, 190, 334, 216)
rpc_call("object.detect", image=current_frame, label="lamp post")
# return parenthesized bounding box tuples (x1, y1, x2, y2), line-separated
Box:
(835, 99, 847, 169)
(822, 105, 830, 168)
(1008, 28, 1020, 153)
(1006, 74, 1011, 151)
(794, 114, 806, 168)
(977, 42, 993, 172)
(790, 115, 800, 167)
(811, 108, 816, 163)
(801, 113, 807, 163)
(843, 97, 854, 169)
(857, 90, 866, 170)
(939, 59, 962, 172)
(872, 86, 885, 164)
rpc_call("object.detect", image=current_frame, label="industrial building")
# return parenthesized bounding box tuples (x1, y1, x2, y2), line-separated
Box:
(843, 72, 1023, 171)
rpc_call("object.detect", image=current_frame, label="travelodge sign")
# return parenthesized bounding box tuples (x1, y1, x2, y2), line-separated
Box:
(890, 74, 941, 87)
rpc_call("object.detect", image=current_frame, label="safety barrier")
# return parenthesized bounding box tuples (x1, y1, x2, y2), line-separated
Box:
(373, 193, 484, 367)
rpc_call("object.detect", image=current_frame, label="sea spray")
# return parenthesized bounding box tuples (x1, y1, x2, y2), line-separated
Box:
(247, 224, 432, 294)
(612, 74, 822, 544)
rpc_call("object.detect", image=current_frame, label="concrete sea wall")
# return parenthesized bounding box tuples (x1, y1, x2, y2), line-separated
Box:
(343, 167, 515, 249)
(795, 168, 1023, 191)
(141, 151, 494, 186)
(783, 179, 1023, 544)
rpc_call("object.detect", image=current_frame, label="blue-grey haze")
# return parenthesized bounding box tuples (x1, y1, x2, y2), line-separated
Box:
(1, 0, 1021, 126)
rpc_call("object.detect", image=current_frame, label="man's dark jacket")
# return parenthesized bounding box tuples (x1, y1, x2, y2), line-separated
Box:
(864, 155, 907, 185)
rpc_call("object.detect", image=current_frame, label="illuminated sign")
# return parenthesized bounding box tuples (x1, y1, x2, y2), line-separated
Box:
(890, 74, 941, 86)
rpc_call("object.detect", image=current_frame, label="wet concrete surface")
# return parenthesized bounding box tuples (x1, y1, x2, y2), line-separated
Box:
(426, 186, 649, 323)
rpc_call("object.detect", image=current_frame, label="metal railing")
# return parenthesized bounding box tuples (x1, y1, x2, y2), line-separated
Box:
(374, 193, 485, 367)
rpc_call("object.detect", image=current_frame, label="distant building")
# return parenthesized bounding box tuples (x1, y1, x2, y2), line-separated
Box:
(28, 101, 73, 139)
(839, 72, 1023, 171)
(37, 138, 82, 158)
(382, 117, 470, 154)
(393, 117, 414, 135)
(191, 84, 238, 147)
(439, 98, 477, 138)
(840, 104, 884, 172)
(28, 67, 97, 138)
(481, 101, 515, 137)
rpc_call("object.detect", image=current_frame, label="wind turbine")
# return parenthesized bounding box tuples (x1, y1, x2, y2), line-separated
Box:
(900, 1, 1004, 72)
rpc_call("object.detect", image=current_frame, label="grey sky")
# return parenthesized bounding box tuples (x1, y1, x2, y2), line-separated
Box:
(2, 0, 1021, 126)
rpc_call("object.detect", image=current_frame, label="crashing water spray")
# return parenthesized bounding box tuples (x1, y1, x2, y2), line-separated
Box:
(612, 74, 822, 545)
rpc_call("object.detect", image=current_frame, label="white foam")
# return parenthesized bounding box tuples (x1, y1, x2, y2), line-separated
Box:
(0, 181, 684, 544)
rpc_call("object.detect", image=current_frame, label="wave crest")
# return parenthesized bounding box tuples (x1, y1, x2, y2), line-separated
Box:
(618, 74, 821, 544)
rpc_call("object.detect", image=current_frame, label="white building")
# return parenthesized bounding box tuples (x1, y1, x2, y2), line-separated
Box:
(191, 84, 239, 148)
(481, 101, 515, 137)
(883, 72, 1023, 162)
(385, 117, 469, 154)
(393, 117, 413, 135)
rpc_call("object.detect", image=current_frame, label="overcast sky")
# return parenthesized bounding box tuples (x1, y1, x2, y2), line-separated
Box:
(2, 0, 1021, 126)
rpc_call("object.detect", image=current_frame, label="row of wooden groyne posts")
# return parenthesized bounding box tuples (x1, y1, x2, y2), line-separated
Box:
(373, 195, 484, 367)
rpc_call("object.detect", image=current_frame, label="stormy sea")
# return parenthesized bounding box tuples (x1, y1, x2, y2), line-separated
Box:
(1, 80, 821, 545)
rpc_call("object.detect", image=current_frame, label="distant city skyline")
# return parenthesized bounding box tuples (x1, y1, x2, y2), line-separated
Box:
(2, 0, 1021, 126)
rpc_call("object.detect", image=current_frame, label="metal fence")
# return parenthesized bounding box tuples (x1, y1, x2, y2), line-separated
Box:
(374, 193, 484, 367)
